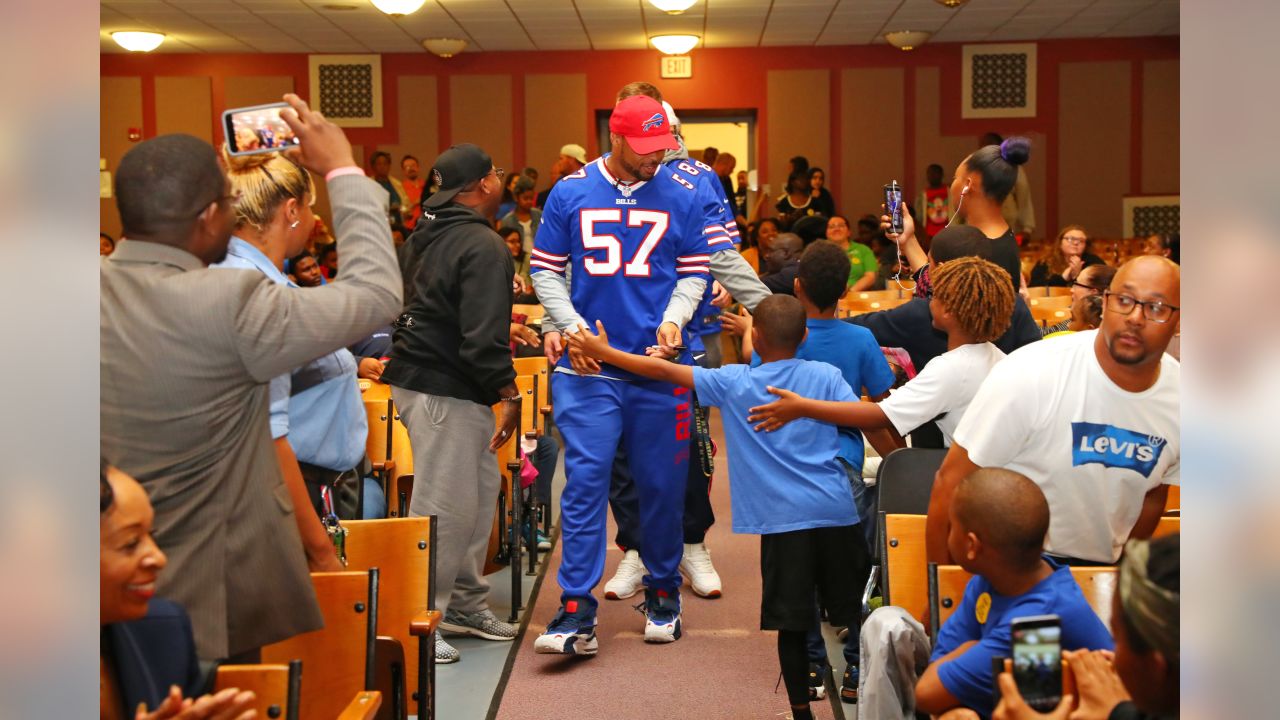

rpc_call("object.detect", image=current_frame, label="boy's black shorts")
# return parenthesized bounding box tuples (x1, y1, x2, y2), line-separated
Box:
(760, 523, 870, 632)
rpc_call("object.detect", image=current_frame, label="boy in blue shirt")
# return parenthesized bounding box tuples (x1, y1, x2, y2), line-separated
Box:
(724, 240, 895, 701)
(859, 468, 1114, 719)
(568, 294, 867, 720)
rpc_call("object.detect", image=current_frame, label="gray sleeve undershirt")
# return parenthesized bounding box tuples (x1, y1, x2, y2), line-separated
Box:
(710, 247, 771, 313)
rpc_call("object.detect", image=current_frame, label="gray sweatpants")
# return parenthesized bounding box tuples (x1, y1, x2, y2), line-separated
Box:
(392, 387, 499, 615)
(858, 606, 933, 720)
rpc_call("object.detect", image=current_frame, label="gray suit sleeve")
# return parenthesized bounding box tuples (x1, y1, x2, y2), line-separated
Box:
(710, 248, 771, 312)
(234, 174, 404, 382)
(531, 271, 587, 333)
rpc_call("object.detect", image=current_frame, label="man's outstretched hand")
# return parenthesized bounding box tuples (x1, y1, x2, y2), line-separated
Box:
(567, 321, 612, 361)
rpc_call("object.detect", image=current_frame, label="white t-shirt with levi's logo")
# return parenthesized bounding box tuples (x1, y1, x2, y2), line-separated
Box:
(953, 329, 1179, 563)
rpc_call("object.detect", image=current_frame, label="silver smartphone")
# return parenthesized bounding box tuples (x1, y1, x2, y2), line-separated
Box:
(222, 102, 299, 156)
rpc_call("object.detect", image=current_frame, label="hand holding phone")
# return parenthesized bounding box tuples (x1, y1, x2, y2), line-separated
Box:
(223, 102, 299, 156)
(276, 93, 357, 177)
(1009, 615, 1063, 712)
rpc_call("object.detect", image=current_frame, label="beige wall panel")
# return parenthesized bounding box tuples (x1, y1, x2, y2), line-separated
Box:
(101, 76, 143, 238)
(913, 66, 977, 200)
(840, 67, 901, 218)
(377, 75, 439, 176)
(525, 74, 587, 180)
(224, 76, 295, 112)
(1058, 61, 1131, 238)
(767, 69, 830, 197)
(450, 75, 513, 172)
(156, 76, 213, 142)
(1142, 59, 1179, 195)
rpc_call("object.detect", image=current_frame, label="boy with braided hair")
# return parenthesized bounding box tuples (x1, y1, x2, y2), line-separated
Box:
(747, 253, 1015, 449)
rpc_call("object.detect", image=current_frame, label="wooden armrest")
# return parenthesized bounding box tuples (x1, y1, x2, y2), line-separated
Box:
(410, 609, 442, 637)
(371, 460, 396, 474)
(539, 405, 552, 415)
(524, 430, 540, 440)
(337, 691, 381, 720)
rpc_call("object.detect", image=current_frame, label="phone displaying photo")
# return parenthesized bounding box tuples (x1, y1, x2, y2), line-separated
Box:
(1010, 615, 1062, 712)
(222, 102, 299, 156)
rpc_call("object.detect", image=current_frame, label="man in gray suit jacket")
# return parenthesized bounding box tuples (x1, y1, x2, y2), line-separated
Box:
(100, 94, 403, 660)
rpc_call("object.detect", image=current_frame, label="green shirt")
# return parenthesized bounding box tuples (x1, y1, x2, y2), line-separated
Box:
(847, 242, 879, 286)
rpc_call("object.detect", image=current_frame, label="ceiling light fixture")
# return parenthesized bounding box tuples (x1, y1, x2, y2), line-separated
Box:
(650, 34, 700, 55)
(934, 0, 969, 7)
(647, 0, 698, 14)
(371, 0, 427, 17)
(884, 30, 930, 51)
(422, 37, 467, 58)
(111, 31, 166, 52)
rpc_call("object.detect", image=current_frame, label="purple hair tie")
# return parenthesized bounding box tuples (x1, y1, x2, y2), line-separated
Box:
(999, 139, 1012, 162)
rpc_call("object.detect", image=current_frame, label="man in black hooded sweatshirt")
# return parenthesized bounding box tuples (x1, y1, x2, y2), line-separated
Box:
(383, 143, 522, 663)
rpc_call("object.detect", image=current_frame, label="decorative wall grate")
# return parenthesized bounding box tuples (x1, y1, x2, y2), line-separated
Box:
(962, 43, 1037, 119)
(1123, 196, 1180, 239)
(308, 54, 383, 128)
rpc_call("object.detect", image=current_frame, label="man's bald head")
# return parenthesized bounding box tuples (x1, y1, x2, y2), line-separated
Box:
(1099, 256, 1181, 367)
(763, 232, 804, 273)
(952, 468, 1049, 569)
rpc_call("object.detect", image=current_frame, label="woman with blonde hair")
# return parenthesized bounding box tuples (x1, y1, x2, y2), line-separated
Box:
(210, 148, 366, 574)
(1029, 224, 1106, 287)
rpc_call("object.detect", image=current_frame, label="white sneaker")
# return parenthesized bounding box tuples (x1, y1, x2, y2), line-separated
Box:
(603, 549, 647, 600)
(679, 542, 723, 598)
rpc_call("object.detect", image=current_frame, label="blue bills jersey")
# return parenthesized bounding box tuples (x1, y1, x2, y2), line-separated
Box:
(532, 157, 716, 375)
(665, 158, 738, 339)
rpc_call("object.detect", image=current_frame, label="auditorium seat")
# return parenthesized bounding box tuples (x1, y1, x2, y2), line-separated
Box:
(214, 661, 299, 720)
(337, 692, 382, 720)
(929, 564, 1118, 639)
(262, 571, 379, 720)
(1153, 515, 1180, 538)
(880, 513, 929, 625)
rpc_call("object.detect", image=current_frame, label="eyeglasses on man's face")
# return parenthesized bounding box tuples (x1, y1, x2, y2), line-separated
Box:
(1103, 291, 1179, 323)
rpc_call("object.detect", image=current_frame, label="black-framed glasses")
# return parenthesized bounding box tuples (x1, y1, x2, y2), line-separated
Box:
(1072, 281, 1101, 293)
(1103, 291, 1179, 323)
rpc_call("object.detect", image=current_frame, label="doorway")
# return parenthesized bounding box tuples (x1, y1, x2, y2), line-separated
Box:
(594, 108, 756, 173)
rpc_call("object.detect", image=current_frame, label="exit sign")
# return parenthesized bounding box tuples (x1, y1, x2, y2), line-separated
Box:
(660, 55, 692, 79)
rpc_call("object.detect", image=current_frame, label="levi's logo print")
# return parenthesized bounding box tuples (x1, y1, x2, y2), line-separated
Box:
(1071, 422, 1167, 477)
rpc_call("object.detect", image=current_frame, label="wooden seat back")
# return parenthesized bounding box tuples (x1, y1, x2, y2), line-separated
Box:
(880, 513, 929, 623)
(513, 303, 545, 321)
(1153, 515, 1179, 538)
(338, 692, 382, 720)
(343, 519, 434, 719)
(1027, 286, 1074, 297)
(931, 565, 1118, 636)
(1028, 295, 1073, 310)
(262, 571, 377, 720)
(214, 662, 299, 720)
(1031, 306, 1070, 328)
(1163, 484, 1180, 514)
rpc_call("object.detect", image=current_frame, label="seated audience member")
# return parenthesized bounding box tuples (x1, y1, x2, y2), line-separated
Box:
(498, 175, 541, 260)
(761, 232, 803, 295)
(501, 226, 533, 297)
(824, 215, 879, 291)
(928, 256, 1180, 565)
(807, 167, 836, 218)
(1144, 233, 1179, 265)
(749, 255, 1015, 451)
(741, 217, 779, 274)
(725, 242, 896, 701)
(1044, 294, 1105, 339)
(1041, 264, 1116, 336)
(100, 463, 257, 720)
(317, 242, 338, 279)
(776, 172, 817, 230)
(288, 249, 326, 287)
(569, 294, 869, 720)
(846, 225, 1040, 374)
(1029, 225, 1106, 287)
(497, 171, 521, 220)
(994, 534, 1179, 720)
(101, 232, 116, 256)
(859, 469, 1114, 720)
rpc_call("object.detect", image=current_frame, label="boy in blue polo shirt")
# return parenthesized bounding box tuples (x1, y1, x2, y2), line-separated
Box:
(568, 293, 864, 720)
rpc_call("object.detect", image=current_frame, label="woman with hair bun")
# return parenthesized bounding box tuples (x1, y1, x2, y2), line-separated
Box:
(882, 137, 1032, 298)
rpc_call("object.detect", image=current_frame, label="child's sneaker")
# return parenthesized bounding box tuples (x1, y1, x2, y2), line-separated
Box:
(841, 664, 859, 704)
(807, 662, 829, 700)
(638, 587, 682, 643)
(533, 598, 598, 656)
(604, 549, 647, 600)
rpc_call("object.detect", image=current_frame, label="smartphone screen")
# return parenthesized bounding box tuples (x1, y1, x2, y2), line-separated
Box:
(223, 102, 299, 156)
(1010, 615, 1062, 712)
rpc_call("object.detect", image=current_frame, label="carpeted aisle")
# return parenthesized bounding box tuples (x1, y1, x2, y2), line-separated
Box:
(493, 408, 850, 720)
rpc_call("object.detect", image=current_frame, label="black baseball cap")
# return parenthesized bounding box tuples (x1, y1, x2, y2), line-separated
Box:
(424, 143, 493, 208)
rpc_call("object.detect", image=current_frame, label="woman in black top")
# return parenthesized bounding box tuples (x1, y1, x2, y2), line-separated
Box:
(775, 171, 817, 230)
(807, 167, 836, 218)
(1029, 224, 1107, 287)
(882, 137, 1032, 296)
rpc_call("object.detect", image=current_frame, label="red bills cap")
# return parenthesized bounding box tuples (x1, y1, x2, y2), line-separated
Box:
(608, 96, 678, 156)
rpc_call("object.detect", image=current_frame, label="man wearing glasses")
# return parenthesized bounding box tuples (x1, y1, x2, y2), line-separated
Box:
(926, 255, 1180, 566)
(382, 143, 522, 663)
